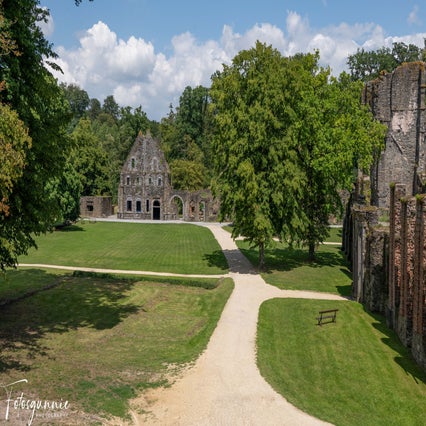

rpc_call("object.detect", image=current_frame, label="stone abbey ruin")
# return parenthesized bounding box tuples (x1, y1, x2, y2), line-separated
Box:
(117, 131, 219, 221)
(343, 62, 426, 370)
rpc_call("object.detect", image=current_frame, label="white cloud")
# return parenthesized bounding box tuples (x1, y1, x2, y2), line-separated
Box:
(408, 5, 422, 26)
(49, 13, 426, 121)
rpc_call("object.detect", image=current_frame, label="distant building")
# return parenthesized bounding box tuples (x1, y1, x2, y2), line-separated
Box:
(80, 196, 113, 218)
(117, 131, 219, 221)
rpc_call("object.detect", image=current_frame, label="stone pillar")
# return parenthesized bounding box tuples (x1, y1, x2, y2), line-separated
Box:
(388, 184, 406, 328)
(397, 196, 416, 347)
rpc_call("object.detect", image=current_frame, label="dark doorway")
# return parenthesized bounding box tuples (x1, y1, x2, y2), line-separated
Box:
(153, 200, 161, 220)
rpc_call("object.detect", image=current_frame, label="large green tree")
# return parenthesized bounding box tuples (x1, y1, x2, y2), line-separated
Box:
(0, 0, 72, 270)
(210, 42, 385, 267)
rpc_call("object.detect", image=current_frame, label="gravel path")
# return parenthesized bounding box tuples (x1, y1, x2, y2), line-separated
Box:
(131, 223, 346, 425)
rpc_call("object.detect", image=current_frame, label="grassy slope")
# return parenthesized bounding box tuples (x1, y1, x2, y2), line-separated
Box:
(19, 222, 228, 275)
(0, 270, 233, 421)
(257, 299, 426, 426)
(237, 241, 351, 296)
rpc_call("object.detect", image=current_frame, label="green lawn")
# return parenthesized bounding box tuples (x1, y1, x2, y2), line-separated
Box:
(19, 222, 228, 275)
(0, 269, 233, 422)
(236, 239, 351, 296)
(257, 299, 426, 426)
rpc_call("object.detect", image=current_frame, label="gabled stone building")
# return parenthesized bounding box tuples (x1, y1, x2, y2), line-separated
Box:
(117, 131, 219, 221)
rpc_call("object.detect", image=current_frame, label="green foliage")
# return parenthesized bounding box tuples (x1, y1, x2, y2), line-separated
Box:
(171, 159, 206, 190)
(348, 41, 426, 82)
(0, 103, 31, 215)
(0, 0, 73, 270)
(210, 42, 386, 265)
(160, 86, 212, 190)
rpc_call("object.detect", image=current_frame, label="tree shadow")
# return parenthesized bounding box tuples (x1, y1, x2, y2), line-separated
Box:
(0, 270, 139, 372)
(203, 250, 229, 271)
(240, 245, 349, 273)
(54, 224, 85, 232)
(367, 309, 426, 385)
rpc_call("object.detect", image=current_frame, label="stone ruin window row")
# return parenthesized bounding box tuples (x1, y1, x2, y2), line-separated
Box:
(126, 198, 151, 213)
(125, 175, 163, 186)
(130, 157, 160, 171)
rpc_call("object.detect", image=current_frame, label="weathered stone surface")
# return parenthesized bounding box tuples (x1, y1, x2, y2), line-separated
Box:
(364, 62, 426, 207)
(117, 131, 219, 221)
(345, 63, 426, 371)
(80, 196, 113, 218)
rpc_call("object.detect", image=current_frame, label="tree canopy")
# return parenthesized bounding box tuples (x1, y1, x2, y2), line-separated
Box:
(210, 42, 386, 267)
(0, 0, 72, 270)
(347, 41, 426, 82)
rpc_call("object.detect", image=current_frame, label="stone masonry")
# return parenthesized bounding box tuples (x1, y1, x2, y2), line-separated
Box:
(117, 131, 219, 221)
(344, 63, 426, 371)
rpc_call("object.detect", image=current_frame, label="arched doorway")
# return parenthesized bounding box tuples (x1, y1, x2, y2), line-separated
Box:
(153, 200, 161, 220)
(170, 195, 184, 220)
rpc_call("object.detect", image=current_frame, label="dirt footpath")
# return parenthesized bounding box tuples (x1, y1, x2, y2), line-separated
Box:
(131, 224, 345, 425)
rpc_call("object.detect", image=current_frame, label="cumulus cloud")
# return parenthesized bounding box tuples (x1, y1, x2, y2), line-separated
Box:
(49, 13, 426, 121)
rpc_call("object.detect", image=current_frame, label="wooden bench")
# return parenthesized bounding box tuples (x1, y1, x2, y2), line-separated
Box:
(316, 309, 338, 326)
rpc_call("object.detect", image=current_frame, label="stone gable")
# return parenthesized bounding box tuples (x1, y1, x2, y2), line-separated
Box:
(117, 131, 219, 221)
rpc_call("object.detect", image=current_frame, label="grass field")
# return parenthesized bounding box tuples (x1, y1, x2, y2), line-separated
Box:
(19, 222, 228, 275)
(0, 268, 233, 422)
(236, 231, 351, 296)
(257, 298, 426, 426)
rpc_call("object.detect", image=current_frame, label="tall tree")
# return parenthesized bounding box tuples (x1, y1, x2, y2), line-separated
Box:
(0, 0, 72, 270)
(210, 42, 385, 268)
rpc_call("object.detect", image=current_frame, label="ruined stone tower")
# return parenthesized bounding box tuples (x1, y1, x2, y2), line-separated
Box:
(363, 62, 426, 207)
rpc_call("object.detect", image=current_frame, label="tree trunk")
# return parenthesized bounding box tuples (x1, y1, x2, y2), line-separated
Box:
(308, 241, 316, 262)
(259, 241, 265, 270)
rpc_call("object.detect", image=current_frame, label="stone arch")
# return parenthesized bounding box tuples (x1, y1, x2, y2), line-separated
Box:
(170, 195, 184, 220)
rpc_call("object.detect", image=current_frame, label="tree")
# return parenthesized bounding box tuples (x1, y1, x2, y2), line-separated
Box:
(70, 118, 110, 196)
(348, 41, 426, 82)
(210, 42, 305, 268)
(102, 95, 120, 120)
(0, 103, 31, 217)
(0, 0, 72, 270)
(61, 83, 90, 120)
(210, 42, 385, 268)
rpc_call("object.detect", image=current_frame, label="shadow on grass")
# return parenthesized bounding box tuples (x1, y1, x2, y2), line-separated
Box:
(203, 250, 230, 271)
(240, 245, 348, 273)
(0, 269, 139, 372)
(54, 224, 85, 232)
(367, 309, 426, 385)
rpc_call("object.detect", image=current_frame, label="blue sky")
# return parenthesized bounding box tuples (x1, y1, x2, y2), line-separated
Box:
(41, 0, 426, 121)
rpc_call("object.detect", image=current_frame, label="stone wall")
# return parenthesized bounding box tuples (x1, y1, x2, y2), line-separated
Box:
(117, 132, 219, 222)
(345, 184, 426, 370)
(80, 196, 113, 218)
(363, 62, 426, 208)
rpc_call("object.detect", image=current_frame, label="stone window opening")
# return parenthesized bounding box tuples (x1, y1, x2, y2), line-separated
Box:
(131, 157, 135, 168)
(126, 176, 130, 185)
(146, 199, 150, 212)
(158, 177, 162, 186)
(126, 200, 132, 212)
(136, 200, 142, 213)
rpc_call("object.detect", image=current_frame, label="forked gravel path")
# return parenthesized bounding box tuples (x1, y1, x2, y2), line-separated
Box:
(19, 221, 347, 425)
(130, 223, 346, 426)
